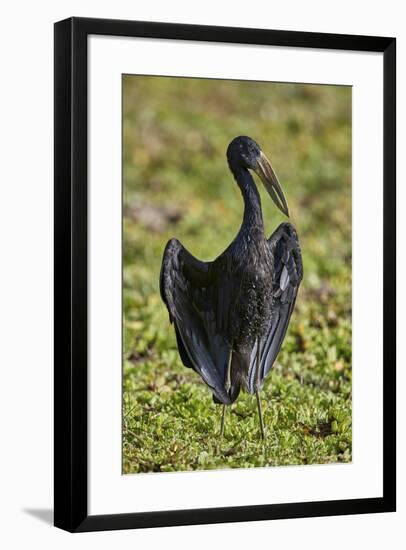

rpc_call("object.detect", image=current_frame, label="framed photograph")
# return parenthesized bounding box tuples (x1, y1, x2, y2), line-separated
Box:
(54, 17, 396, 532)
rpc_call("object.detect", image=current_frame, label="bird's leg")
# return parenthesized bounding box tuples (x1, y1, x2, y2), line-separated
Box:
(220, 345, 233, 438)
(220, 404, 226, 438)
(256, 391, 265, 440)
(256, 340, 266, 440)
(225, 344, 233, 393)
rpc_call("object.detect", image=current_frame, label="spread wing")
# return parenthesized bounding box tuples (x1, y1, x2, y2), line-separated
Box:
(160, 238, 235, 404)
(247, 222, 303, 392)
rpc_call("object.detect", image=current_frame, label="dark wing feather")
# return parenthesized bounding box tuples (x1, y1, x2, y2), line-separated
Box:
(247, 222, 303, 392)
(160, 238, 234, 404)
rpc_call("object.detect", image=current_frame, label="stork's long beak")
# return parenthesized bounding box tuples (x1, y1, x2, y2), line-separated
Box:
(254, 151, 289, 217)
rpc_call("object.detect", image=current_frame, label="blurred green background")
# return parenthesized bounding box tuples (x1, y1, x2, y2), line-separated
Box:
(122, 76, 352, 473)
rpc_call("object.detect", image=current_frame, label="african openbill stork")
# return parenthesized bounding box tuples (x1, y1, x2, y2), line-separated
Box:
(160, 136, 303, 438)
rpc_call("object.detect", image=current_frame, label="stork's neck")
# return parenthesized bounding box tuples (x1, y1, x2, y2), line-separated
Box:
(231, 165, 264, 234)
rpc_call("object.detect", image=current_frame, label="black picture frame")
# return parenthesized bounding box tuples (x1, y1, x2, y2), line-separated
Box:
(54, 16, 396, 532)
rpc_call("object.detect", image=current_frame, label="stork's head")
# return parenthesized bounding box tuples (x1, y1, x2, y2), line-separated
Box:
(227, 136, 289, 217)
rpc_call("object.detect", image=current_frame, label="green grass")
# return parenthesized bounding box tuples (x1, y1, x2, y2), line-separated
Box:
(122, 76, 352, 473)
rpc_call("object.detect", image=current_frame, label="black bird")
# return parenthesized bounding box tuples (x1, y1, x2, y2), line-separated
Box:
(160, 136, 303, 438)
